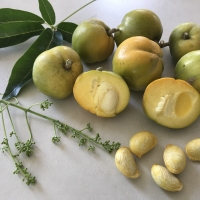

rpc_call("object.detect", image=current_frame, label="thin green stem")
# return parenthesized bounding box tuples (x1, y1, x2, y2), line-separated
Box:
(0, 99, 55, 123)
(1, 103, 18, 163)
(25, 111, 34, 142)
(1, 102, 36, 185)
(55, 0, 96, 27)
(6, 106, 20, 142)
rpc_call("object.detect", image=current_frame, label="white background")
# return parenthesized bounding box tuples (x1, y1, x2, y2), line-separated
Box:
(1, 0, 200, 199)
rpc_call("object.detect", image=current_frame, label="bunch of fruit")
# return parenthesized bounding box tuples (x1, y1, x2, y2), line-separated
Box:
(33, 9, 200, 129)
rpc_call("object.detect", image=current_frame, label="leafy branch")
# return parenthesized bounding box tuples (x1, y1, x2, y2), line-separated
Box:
(0, 98, 121, 185)
(1, 0, 96, 100)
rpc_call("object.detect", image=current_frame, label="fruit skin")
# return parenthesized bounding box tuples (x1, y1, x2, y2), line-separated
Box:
(72, 19, 114, 63)
(169, 22, 200, 63)
(114, 9, 163, 46)
(73, 69, 130, 117)
(112, 36, 164, 91)
(174, 50, 200, 93)
(32, 46, 83, 99)
(143, 78, 200, 129)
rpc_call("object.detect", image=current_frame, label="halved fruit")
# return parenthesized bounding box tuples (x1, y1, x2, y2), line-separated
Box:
(73, 68, 130, 117)
(143, 78, 200, 128)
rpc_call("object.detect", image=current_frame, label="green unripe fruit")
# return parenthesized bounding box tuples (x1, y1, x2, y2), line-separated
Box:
(72, 19, 115, 64)
(175, 50, 200, 93)
(114, 9, 163, 46)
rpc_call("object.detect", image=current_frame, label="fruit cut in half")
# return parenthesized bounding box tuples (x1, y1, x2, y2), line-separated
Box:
(143, 78, 200, 129)
(73, 68, 130, 117)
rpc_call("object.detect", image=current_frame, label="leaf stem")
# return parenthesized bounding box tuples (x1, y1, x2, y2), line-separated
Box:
(55, 0, 96, 27)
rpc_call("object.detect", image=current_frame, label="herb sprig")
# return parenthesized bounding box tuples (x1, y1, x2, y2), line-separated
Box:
(0, 98, 121, 185)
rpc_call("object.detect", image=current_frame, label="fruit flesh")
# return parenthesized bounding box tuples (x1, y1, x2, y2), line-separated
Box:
(143, 78, 200, 128)
(73, 70, 130, 117)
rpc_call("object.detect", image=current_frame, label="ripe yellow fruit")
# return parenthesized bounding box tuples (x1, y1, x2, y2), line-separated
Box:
(112, 36, 163, 91)
(73, 68, 130, 117)
(143, 78, 200, 128)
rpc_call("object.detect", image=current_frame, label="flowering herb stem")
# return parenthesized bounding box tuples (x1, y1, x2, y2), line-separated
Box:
(0, 98, 121, 185)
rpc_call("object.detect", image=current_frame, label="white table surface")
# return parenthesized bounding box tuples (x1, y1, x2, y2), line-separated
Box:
(1, 0, 200, 199)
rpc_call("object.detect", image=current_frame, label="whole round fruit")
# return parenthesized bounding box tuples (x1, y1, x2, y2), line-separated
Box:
(143, 78, 200, 129)
(114, 9, 163, 46)
(174, 50, 200, 92)
(169, 22, 200, 63)
(73, 68, 130, 117)
(32, 46, 83, 99)
(112, 36, 164, 91)
(72, 19, 115, 63)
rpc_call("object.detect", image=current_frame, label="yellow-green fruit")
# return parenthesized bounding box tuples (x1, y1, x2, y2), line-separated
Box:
(112, 36, 164, 91)
(72, 19, 114, 63)
(175, 50, 200, 93)
(33, 46, 83, 99)
(73, 68, 130, 117)
(114, 9, 163, 46)
(169, 22, 200, 63)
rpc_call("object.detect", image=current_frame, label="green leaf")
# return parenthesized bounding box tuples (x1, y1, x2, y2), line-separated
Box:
(0, 22, 44, 48)
(38, 0, 56, 25)
(57, 22, 78, 43)
(0, 8, 44, 24)
(2, 28, 63, 100)
(0, 8, 45, 48)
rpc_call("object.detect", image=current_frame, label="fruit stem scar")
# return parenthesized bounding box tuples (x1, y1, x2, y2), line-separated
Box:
(107, 28, 120, 37)
(182, 32, 190, 40)
(158, 40, 169, 48)
(65, 59, 73, 70)
(96, 67, 103, 71)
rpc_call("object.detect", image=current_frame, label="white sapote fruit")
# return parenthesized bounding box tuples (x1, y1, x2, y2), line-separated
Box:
(72, 19, 114, 63)
(115, 147, 140, 179)
(143, 78, 200, 128)
(175, 50, 200, 93)
(163, 144, 186, 174)
(129, 131, 157, 158)
(73, 68, 130, 117)
(151, 165, 183, 192)
(33, 46, 83, 99)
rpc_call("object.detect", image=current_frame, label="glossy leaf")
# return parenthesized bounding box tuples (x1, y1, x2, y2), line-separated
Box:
(0, 22, 44, 48)
(38, 0, 56, 25)
(0, 8, 44, 23)
(2, 28, 63, 100)
(57, 22, 78, 43)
